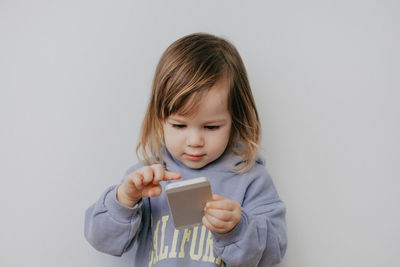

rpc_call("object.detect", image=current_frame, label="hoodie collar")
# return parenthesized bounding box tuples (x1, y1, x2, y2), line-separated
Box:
(161, 146, 265, 173)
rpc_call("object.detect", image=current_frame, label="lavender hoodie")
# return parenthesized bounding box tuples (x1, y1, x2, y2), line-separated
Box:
(84, 149, 287, 266)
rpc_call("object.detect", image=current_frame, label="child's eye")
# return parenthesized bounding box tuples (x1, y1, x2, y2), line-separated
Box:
(204, 125, 219, 130)
(172, 124, 186, 129)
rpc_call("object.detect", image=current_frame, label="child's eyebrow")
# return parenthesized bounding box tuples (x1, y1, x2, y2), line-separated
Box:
(167, 116, 187, 122)
(202, 119, 228, 125)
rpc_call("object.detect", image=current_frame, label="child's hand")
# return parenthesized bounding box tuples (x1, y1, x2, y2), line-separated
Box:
(202, 194, 241, 234)
(117, 164, 181, 207)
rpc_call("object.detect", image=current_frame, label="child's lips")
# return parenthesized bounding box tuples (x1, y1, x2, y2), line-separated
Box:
(185, 154, 205, 161)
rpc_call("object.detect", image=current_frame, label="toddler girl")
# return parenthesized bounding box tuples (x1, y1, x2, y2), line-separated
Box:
(85, 33, 287, 267)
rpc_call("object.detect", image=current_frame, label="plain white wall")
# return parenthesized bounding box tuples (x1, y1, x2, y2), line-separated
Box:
(1, 0, 399, 266)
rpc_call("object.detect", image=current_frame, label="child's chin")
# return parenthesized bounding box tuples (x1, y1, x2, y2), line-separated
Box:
(183, 160, 208, 169)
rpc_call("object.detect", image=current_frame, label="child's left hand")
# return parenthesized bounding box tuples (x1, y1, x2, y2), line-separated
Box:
(202, 194, 241, 234)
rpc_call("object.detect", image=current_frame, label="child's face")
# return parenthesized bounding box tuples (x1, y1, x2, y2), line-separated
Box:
(163, 79, 232, 169)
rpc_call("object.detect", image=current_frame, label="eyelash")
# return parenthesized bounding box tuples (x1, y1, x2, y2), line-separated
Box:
(171, 124, 220, 130)
(172, 124, 186, 129)
(204, 126, 219, 130)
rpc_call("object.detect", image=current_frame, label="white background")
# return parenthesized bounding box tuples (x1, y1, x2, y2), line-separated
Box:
(1, 1, 399, 266)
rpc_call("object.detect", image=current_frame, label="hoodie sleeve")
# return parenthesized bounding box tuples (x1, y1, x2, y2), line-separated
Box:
(212, 168, 287, 267)
(84, 185, 144, 256)
(84, 164, 145, 256)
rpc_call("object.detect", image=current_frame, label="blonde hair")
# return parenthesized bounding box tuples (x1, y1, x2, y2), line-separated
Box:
(136, 33, 261, 172)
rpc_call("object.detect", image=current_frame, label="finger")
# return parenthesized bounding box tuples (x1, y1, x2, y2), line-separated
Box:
(204, 213, 225, 228)
(152, 164, 165, 184)
(202, 216, 225, 233)
(140, 166, 154, 185)
(203, 213, 230, 232)
(204, 208, 232, 222)
(206, 198, 236, 211)
(144, 184, 162, 198)
(133, 173, 147, 190)
(202, 216, 218, 232)
(163, 171, 181, 181)
(212, 194, 225, 201)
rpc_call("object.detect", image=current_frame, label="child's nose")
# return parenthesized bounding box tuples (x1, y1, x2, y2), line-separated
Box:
(186, 130, 204, 147)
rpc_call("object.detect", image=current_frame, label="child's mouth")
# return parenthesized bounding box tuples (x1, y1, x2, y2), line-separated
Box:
(185, 154, 204, 161)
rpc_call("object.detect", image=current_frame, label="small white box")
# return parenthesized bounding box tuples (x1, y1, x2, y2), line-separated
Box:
(166, 177, 213, 229)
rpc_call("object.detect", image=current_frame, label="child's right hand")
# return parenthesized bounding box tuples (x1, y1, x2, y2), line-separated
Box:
(117, 164, 181, 207)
